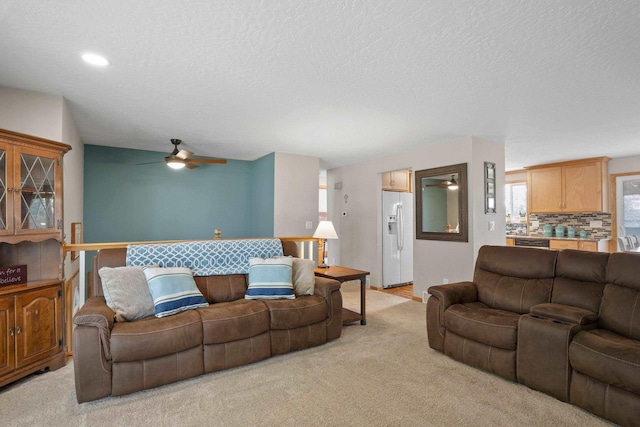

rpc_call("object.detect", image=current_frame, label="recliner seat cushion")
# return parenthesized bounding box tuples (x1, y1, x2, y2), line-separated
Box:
(570, 328, 640, 395)
(199, 299, 270, 344)
(262, 295, 328, 330)
(444, 302, 520, 350)
(110, 309, 202, 362)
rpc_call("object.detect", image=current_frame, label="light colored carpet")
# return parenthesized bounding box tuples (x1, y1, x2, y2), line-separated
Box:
(0, 282, 609, 427)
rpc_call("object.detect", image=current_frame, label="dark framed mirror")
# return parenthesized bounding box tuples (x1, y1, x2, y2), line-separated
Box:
(415, 163, 468, 242)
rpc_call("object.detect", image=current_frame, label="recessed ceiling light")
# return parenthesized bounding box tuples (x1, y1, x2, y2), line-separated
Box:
(81, 53, 110, 66)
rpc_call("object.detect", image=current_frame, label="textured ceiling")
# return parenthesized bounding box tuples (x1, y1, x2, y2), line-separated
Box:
(1, 1, 639, 169)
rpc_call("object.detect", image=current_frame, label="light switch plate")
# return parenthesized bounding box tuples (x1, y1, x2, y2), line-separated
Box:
(488, 220, 495, 231)
(305, 221, 313, 230)
(590, 220, 603, 228)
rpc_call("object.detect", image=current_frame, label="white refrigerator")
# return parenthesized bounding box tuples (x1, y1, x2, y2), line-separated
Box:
(382, 191, 414, 288)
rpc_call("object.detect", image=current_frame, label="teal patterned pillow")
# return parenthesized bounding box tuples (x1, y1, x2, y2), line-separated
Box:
(245, 257, 295, 300)
(143, 267, 209, 318)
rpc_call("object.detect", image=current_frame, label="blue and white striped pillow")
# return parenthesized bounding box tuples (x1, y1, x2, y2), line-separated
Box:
(245, 257, 295, 300)
(143, 267, 209, 318)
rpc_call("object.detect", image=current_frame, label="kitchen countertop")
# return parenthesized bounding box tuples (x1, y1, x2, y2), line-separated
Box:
(506, 235, 610, 242)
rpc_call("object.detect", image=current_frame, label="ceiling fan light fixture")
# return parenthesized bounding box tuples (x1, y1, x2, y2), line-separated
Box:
(166, 157, 186, 169)
(448, 175, 458, 190)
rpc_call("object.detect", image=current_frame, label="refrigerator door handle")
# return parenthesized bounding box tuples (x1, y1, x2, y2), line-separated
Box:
(397, 204, 404, 251)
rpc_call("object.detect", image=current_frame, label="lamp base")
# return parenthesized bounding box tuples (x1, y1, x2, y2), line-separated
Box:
(317, 263, 329, 268)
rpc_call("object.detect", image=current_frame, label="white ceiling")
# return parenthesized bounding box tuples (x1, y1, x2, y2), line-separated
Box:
(1, 1, 639, 170)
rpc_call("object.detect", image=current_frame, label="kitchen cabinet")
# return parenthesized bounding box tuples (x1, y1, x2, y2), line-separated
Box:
(506, 238, 515, 246)
(549, 239, 599, 252)
(382, 170, 412, 192)
(0, 282, 65, 387)
(0, 129, 70, 387)
(527, 157, 609, 213)
(578, 241, 598, 252)
(549, 240, 578, 250)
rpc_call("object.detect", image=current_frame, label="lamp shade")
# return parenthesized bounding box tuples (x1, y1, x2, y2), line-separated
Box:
(313, 221, 338, 239)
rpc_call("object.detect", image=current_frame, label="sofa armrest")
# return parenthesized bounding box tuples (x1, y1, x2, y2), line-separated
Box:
(428, 281, 478, 310)
(72, 296, 115, 403)
(73, 297, 115, 359)
(530, 303, 598, 326)
(314, 276, 343, 340)
(426, 281, 477, 352)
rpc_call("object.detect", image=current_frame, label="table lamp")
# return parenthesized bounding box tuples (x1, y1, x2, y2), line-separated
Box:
(313, 221, 338, 268)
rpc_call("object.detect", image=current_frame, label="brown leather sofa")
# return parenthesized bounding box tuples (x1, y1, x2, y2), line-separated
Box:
(427, 245, 640, 427)
(73, 240, 342, 403)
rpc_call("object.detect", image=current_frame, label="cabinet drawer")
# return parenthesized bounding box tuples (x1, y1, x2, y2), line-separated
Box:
(549, 240, 578, 250)
(578, 241, 598, 252)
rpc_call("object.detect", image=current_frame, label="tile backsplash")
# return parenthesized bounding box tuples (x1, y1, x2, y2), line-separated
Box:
(528, 212, 612, 239)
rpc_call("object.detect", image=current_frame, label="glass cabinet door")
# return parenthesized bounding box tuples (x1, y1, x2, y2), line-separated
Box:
(0, 142, 12, 236)
(14, 147, 61, 235)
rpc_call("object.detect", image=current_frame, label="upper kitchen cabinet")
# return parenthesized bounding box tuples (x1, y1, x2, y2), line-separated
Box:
(0, 129, 71, 244)
(382, 169, 412, 192)
(527, 157, 610, 213)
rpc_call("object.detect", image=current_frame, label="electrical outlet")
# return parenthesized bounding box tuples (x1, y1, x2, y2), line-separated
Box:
(422, 291, 429, 303)
(305, 221, 313, 230)
(443, 278, 449, 284)
(590, 220, 603, 228)
(532, 220, 539, 228)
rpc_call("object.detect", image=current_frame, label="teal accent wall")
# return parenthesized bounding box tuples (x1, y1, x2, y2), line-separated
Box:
(84, 145, 275, 244)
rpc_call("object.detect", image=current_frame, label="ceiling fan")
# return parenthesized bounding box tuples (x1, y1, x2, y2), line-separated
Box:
(424, 175, 458, 190)
(139, 139, 227, 169)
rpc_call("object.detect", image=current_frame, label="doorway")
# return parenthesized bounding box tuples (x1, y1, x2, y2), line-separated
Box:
(381, 169, 414, 289)
(613, 173, 640, 251)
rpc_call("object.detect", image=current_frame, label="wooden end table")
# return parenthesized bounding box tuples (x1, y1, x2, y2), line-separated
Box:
(314, 266, 369, 325)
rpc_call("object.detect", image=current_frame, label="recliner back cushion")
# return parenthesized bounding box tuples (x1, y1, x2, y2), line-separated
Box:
(474, 246, 557, 313)
(600, 252, 640, 340)
(552, 250, 608, 313)
(194, 274, 248, 303)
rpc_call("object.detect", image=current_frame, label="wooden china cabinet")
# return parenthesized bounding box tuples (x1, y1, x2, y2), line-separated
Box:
(0, 128, 70, 388)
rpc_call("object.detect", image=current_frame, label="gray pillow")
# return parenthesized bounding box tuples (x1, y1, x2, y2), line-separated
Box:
(276, 256, 315, 295)
(99, 266, 155, 322)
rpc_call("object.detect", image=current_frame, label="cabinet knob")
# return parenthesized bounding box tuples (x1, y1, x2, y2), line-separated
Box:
(9, 328, 14, 337)
(16, 326, 21, 335)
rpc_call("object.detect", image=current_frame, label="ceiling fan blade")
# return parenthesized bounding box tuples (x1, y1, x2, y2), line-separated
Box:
(187, 158, 228, 164)
(176, 149, 193, 160)
(136, 160, 165, 165)
(184, 162, 199, 169)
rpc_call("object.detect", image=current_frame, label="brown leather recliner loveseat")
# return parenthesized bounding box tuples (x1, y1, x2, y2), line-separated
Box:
(73, 239, 342, 403)
(427, 245, 640, 426)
